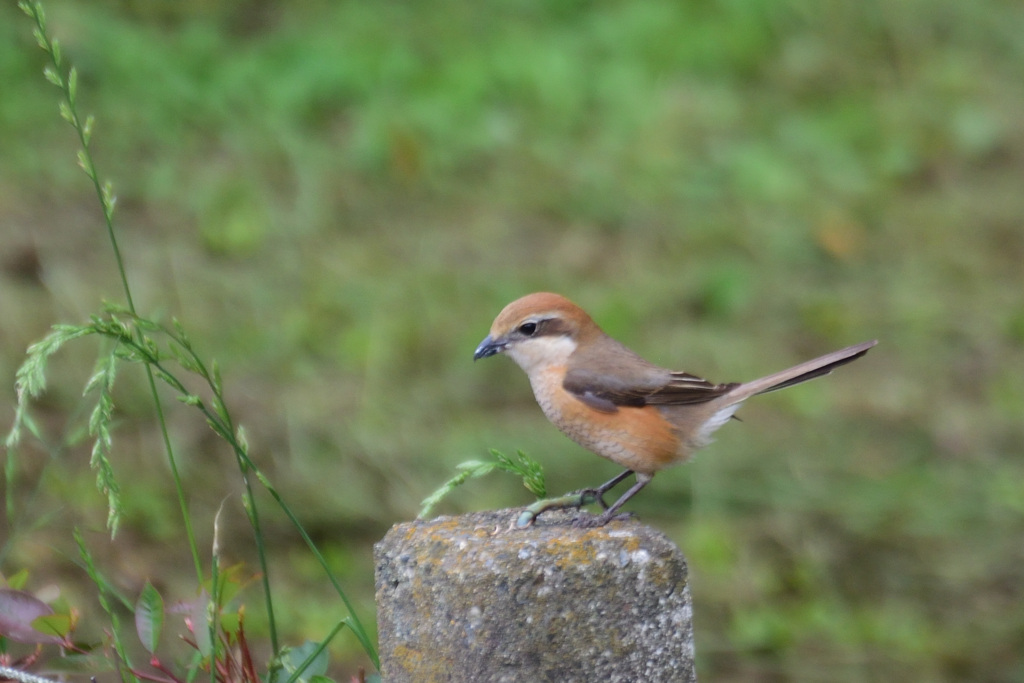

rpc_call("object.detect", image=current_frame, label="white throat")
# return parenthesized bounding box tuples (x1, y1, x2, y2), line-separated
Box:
(505, 335, 577, 374)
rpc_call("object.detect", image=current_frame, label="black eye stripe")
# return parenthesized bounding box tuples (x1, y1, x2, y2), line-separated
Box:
(516, 317, 571, 338)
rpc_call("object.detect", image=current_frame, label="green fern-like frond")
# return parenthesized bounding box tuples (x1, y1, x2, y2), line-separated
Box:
(417, 449, 548, 519)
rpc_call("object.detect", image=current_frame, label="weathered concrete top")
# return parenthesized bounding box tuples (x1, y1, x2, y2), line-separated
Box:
(375, 508, 696, 683)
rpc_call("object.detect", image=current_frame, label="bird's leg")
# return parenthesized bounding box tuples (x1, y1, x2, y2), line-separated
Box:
(572, 473, 652, 528)
(516, 469, 637, 528)
(574, 469, 634, 509)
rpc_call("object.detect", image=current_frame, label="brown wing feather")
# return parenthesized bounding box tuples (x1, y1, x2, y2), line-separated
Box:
(563, 335, 670, 409)
(564, 336, 877, 410)
(563, 334, 737, 408)
(643, 372, 738, 405)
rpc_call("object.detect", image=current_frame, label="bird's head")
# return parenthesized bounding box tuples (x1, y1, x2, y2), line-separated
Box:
(473, 292, 598, 373)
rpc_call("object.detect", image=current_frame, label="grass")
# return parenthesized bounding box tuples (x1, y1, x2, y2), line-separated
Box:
(4, 3, 376, 680)
(1, 0, 1023, 680)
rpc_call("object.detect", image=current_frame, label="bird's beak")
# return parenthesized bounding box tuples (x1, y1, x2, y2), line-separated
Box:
(473, 334, 507, 361)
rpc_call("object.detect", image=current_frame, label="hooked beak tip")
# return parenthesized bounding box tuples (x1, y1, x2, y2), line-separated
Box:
(473, 335, 505, 361)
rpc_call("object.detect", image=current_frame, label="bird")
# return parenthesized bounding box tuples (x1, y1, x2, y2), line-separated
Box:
(473, 292, 877, 527)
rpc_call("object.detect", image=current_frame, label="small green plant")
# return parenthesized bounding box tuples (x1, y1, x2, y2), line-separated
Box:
(418, 449, 547, 519)
(0, 572, 81, 682)
(0, 566, 370, 683)
(3, 2, 377, 681)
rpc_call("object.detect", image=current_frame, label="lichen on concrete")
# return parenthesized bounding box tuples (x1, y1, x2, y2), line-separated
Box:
(375, 508, 696, 682)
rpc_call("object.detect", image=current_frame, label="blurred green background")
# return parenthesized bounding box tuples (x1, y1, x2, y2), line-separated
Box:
(2, 0, 1023, 680)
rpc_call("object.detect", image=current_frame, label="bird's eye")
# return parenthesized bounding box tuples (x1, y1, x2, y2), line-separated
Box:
(518, 322, 538, 336)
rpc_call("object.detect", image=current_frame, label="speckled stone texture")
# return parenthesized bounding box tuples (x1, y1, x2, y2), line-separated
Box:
(374, 508, 696, 683)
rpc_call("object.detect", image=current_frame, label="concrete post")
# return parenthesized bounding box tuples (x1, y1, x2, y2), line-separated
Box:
(374, 508, 696, 682)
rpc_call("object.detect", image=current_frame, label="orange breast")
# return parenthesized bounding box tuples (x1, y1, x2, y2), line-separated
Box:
(528, 366, 683, 474)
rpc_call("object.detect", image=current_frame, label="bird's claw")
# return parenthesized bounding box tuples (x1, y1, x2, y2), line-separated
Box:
(516, 488, 633, 529)
(574, 488, 609, 509)
(571, 510, 634, 528)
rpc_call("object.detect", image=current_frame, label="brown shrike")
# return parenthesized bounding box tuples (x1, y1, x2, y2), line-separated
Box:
(474, 292, 877, 527)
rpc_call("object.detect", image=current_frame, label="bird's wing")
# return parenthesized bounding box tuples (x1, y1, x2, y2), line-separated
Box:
(563, 338, 736, 410)
(645, 371, 739, 405)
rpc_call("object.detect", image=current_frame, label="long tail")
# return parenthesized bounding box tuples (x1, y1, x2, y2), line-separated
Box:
(725, 339, 877, 403)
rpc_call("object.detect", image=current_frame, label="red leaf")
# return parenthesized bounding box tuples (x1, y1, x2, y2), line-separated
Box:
(0, 588, 61, 644)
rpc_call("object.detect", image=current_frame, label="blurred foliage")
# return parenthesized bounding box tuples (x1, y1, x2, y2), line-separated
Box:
(1, 0, 1023, 680)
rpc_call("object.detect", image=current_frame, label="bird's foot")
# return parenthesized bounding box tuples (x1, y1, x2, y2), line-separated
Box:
(573, 487, 609, 510)
(571, 510, 634, 528)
